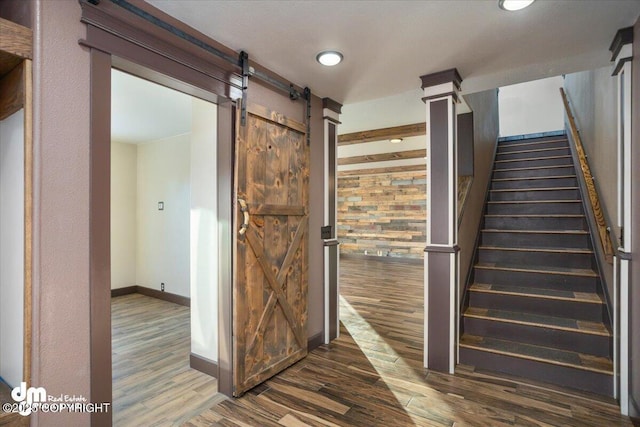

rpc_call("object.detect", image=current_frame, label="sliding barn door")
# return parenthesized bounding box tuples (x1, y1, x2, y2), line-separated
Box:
(233, 102, 309, 396)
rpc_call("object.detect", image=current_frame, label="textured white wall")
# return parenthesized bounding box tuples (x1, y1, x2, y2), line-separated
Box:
(0, 110, 25, 388)
(190, 98, 218, 362)
(136, 134, 191, 297)
(563, 67, 618, 241)
(110, 142, 137, 289)
(499, 76, 565, 136)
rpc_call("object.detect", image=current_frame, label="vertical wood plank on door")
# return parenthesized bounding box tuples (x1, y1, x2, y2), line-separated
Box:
(264, 118, 289, 369)
(233, 104, 248, 393)
(287, 130, 301, 357)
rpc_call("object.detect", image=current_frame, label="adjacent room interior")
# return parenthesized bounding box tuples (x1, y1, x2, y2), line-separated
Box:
(0, 105, 25, 413)
(335, 89, 477, 375)
(110, 68, 222, 425)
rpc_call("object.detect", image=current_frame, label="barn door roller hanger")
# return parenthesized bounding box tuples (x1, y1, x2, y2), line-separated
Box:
(238, 50, 312, 144)
(91, 0, 312, 141)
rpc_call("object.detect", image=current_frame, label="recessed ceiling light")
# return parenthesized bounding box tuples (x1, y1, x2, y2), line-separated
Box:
(390, 138, 403, 144)
(316, 51, 343, 66)
(498, 0, 535, 11)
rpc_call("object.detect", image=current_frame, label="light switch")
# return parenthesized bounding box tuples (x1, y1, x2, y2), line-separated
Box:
(158, 201, 164, 210)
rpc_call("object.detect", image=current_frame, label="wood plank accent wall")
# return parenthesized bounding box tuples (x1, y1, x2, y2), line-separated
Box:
(338, 170, 426, 259)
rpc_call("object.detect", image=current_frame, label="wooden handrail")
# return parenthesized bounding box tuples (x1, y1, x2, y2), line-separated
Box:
(560, 88, 614, 263)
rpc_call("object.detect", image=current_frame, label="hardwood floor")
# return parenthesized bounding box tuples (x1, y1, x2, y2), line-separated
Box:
(112, 294, 222, 426)
(187, 257, 635, 427)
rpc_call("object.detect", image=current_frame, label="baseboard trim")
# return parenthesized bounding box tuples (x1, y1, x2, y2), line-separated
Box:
(340, 253, 422, 265)
(630, 393, 640, 418)
(308, 332, 324, 351)
(136, 286, 190, 307)
(111, 286, 190, 307)
(111, 286, 137, 297)
(190, 353, 218, 378)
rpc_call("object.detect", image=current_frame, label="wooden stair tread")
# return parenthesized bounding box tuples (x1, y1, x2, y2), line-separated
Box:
(482, 229, 588, 235)
(490, 186, 578, 193)
(478, 246, 593, 254)
(487, 199, 581, 204)
(470, 283, 603, 304)
(496, 147, 570, 156)
(474, 262, 598, 277)
(484, 214, 585, 218)
(492, 175, 577, 182)
(494, 164, 574, 173)
(460, 334, 612, 374)
(498, 138, 567, 148)
(495, 155, 572, 164)
(463, 307, 610, 336)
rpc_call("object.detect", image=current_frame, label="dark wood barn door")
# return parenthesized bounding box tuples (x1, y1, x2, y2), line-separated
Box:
(233, 102, 309, 396)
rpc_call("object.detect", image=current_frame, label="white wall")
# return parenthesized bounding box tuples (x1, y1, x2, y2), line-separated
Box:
(136, 134, 191, 297)
(111, 142, 137, 289)
(190, 99, 218, 362)
(563, 67, 618, 241)
(0, 109, 24, 387)
(340, 89, 425, 134)
(499, 76, 565, 136)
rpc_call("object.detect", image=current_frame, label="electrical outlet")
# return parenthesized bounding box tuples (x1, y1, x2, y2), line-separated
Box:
(161, 283, 165, 292)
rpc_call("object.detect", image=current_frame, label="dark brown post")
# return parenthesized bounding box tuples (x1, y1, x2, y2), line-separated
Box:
(420, 68, 462, 373)
(610, 26, 633, 414)
(322, 98, 342, 343)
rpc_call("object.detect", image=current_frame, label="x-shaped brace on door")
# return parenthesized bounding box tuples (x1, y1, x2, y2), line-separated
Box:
(241, 205, 308, 363)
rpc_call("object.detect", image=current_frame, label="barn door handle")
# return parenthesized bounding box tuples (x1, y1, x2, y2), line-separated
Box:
(238, 198, 250, 236)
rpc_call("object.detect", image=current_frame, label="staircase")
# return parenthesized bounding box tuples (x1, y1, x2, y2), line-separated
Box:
(459, 132, 613, 396)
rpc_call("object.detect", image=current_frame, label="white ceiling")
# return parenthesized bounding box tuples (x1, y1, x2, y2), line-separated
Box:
(115, 1, 640, 144)
(111, 69, 192, 144)
(147, 0, 640, 105)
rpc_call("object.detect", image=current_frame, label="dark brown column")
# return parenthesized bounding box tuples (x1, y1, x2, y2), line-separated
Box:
(322, 98, 342, 343)
(610, 26, 633, 415)
(421, 68, 462, 373)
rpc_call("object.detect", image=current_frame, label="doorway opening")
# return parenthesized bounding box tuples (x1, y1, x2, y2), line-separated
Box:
(335, 120, 428, 383)
(110, 67, 223, 424)
(0, 54, 31, 426)
(0, 109, 26, 410)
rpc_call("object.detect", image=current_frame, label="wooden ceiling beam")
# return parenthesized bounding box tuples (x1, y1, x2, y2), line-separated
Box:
(338, 149, 426, 166)
(338, 122, 426, 146)
(0, 17, 32, 60)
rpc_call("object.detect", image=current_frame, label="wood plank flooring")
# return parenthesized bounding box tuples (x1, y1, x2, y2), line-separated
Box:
(187, 257, 636, 427)
(112, 294, 222, 426)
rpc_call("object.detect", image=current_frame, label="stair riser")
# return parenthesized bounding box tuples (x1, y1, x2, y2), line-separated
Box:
(463, 317, 610, 357)
(474, 268, 598, 292)
(497, 140, 569, 153)
(468, 292, 604, 322)
(459, 347, 612, 396)
(481, 231, 590, 248)
(496, 147, 571, 161)
(489, 189, 580, 202)
(477, 248, 593, 269)
(486, 202, 583, 215)
(492, 166, 575, 179)
(483, 216, 587, 231)
(491, 177, 577, 190)
(494, 157, 573, 170)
